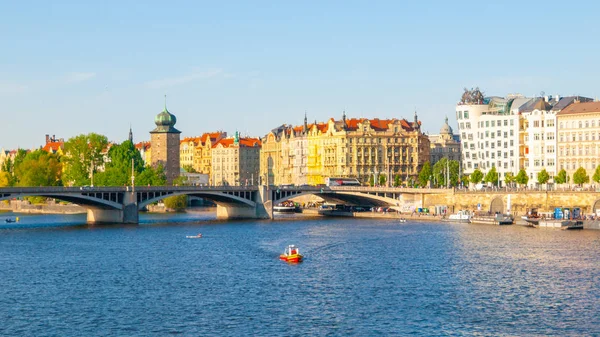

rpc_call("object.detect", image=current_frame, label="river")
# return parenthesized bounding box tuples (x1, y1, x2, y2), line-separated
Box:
(1, 211, 599, 336)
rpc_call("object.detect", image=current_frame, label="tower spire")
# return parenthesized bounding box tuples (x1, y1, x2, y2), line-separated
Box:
(164, 94, 167, 111)
(129, 124, 133, 142)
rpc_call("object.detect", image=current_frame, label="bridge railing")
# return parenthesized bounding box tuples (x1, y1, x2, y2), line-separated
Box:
(329, 186, 452, 193)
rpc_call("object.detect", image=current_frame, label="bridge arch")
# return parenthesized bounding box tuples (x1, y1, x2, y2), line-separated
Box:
(137, 191, 256, 210)
(0, 193, 123, 210)
(272, 191, 400, 208)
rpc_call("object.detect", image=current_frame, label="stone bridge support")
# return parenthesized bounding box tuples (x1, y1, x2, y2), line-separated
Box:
(215, 185, 273, 220)
(86, 192, 139, 224)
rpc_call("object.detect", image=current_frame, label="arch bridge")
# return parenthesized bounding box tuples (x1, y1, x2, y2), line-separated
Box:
(0, 185, 445, 224)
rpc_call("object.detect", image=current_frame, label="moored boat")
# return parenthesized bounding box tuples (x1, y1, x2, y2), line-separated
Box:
(445, 210, 471, 223)
(279, 245, 303, 263)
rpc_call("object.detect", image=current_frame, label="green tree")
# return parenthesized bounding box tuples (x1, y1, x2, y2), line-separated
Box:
(94, 140, 144, 186)
(13, 150, 62, 186)
(62, 133, 109, 186)
(394, 174, 402, 187)
(504, 172, 515, 187)
(368, 175, 375, 187)
(515, 169, 529, 187)
(0, 171, 10, 187)
(573, 167, 589, 186)
(137, 163, 167, 186)
(379, 174, 387, 186)
(555, 169, 567, 184)
(432, 159, 460, 188)
(469, 169, 483, 185)
(537, 169, 550, 185)
(0, 156, 15, 186)
(164, 195, 188, 210)
(418, 161, 432, 187)
(593, 166, 600, 183)
(182, 164, 197, 173)
(460, 174, 469, 186)
(484, 166, 498, 186)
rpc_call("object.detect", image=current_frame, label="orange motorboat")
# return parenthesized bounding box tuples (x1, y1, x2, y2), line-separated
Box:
(279, 245, 303, 263)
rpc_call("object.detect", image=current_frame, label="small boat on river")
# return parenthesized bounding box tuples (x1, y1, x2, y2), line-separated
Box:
(279, 245, 303, 263)
(273, 201, 300, 213)
(186, 234, 202, 239)
(4, 217, 18, 223)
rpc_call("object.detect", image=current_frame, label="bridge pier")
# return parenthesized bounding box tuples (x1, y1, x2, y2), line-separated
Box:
(86, 192, 139, 224)
(215, 186, 272, 220)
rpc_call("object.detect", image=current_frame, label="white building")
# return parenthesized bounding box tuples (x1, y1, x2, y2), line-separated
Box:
(519, 95, 588, 187)
(456, 88, 532, 186)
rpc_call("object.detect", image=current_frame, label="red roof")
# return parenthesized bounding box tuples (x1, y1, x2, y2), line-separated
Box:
(42, 141, 64, 153)
(213, 137, 261, 148)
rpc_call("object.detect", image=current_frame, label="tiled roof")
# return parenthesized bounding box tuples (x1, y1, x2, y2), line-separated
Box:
(558, 101, 600, 115)
(42, 141, 64, 153)
(213, 137, 262, 148)
(135, 142, 151, 150)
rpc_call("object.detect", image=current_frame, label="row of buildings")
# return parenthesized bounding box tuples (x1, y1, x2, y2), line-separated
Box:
(141, 107, 438, 186)
(456, 88, 600, 187)
(26, 87, 600, 188)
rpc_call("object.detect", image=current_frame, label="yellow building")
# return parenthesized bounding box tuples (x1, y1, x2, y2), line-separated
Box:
(261, 112, 430, 186)
(556, 101, 600, 181)
(180, 136, 202, 171)
(194, 132, 227, 181)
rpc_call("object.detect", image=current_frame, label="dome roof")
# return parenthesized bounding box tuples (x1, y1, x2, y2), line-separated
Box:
(155, 107, 177, 127)
(150, 97, 181, 133)
(440, 116, 453, 134)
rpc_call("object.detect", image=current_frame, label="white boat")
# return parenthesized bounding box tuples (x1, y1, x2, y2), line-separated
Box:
(186, 234, 202, 239)
(446, 210, 471, 223)
(399, 218, 407, 223)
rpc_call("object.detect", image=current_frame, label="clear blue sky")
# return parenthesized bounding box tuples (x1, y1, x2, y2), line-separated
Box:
(2, 0, 599, 149)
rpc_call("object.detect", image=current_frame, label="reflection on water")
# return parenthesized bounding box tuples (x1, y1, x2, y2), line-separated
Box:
(1, 215, 599, 335)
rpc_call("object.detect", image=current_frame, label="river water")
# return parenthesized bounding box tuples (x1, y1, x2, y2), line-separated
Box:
(1, 211, 600, 336)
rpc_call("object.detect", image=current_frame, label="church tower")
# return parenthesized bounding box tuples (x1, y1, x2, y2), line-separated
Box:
(150, 96, 181, 184)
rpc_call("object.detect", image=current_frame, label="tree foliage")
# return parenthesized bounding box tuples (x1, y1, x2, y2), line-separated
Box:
(164, 195, 188, 210)
(469, 169, 483, 185)
(394, 174, 402, 187)
(483, 166, 498, 186)
(515, 169, 529, 186)
(14, 150, 62, 187)
(136, 163, 167, 186)
(593, 166, 600, 183)
(94, 140, 144, 186)
(418, 161, 432, 187)
(537, 169, 550, 185)
(504, 172, 515, 186)
(432, 159, 460, 187)
(555, 169, 567, 184)
(573, 167, 589, 185)
(0, 171, 10, 187)
(62, 133, 109, 186)
(379, 174, 387, 186)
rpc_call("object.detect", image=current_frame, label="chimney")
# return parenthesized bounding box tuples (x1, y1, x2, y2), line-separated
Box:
(555, 94, 560, 102)
(45, 134, 49, 144)
(52, 135, 56, 142)
(544, 96, 549, 102)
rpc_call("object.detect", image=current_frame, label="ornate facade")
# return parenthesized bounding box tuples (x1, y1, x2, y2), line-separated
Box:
(428, 117, 461, 166)
(260, 112, 430, 186)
